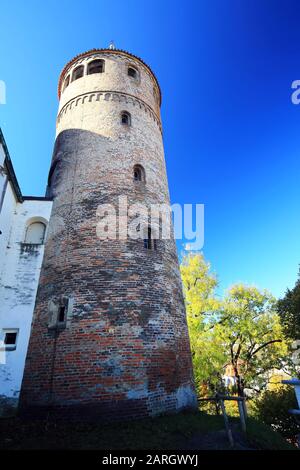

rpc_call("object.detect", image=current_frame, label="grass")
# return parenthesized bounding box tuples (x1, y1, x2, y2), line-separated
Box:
(0, 410, 296, 450)
(246, 418, 296, 450)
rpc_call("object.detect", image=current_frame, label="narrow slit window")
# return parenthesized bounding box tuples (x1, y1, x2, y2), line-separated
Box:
(58, 306, 66, 323)
(144, 227, 157, 250)
(48, 297, 72, 330)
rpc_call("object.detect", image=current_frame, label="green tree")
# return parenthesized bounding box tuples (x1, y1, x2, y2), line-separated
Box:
(277, 268, 300, 340)
(180, 253, 290, 398)
(217, 285, 289, 397)
(180, 253, 226, 394)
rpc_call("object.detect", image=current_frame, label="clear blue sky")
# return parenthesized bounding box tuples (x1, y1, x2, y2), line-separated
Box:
(1, 0, 300, 298)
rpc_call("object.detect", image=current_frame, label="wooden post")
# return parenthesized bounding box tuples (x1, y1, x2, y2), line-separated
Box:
(219, 398, 234, 447)
(238, 400, 247, 433)
(242, 398, 248, 419)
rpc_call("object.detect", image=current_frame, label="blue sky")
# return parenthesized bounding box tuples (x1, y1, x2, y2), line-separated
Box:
(0, 0, 300, 298)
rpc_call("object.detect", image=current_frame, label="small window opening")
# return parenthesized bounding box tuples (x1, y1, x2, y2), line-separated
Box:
(48, 297, 72, 330)
(133, 164, 145, 182)
(87, 59, 105, 75)
(24, 222, 46, 244)
(4, 332, 17, 345)
(58, 306, 66, 323)
(134, 168, 141, 181)
(3, 330, 18, 350)
(128, 67, 138, 79)
(63, 75, 70, 92)
(121, 111, 131, 126)
(72, 65, 84, 82)
(144, 227, 157, 250)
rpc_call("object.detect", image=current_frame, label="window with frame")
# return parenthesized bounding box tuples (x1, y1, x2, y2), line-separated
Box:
(48, 296, 73, 330)
(24, 222, 46, 244)
(3, 329, 18, 350)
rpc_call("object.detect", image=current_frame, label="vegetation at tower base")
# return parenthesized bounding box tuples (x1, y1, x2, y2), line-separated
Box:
(0, 410, 294, 450)
(253, 385, 300, 444)
(180, 253, 299, 445)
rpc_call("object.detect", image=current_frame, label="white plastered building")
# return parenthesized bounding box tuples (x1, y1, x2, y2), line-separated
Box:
(0, 128, 52, 413)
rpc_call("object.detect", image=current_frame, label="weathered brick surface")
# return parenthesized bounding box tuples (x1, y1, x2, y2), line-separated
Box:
(19, 49, 197, 420)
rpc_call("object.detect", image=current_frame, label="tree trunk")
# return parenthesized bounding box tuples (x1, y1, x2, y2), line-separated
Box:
(233, 364, 245, 398)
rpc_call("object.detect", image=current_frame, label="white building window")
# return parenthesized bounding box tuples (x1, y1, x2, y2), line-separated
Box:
(24, 222, 46, 244)
(3, 329, 19, 351)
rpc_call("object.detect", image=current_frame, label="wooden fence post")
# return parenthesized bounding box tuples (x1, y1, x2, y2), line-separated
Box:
(238, 400, 247, 433)
(219, 398, 234, 447)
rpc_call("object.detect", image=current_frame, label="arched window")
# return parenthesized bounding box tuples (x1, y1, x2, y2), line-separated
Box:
(87, 59, 105, 75)
(144, 226, 157, 250)
(128, 67, 138, 79)
(25, 222, 46, 244)
(121, 111, 131, 126)
(133, 164, 145, 182)
(63, 75, 70, 92)
(72, 65, 84, 82)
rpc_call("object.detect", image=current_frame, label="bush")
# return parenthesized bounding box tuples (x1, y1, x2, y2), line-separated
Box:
(253, 386, 300, 443)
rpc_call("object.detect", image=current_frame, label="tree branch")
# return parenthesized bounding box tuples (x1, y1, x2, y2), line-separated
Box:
(251, 339, 282, 357)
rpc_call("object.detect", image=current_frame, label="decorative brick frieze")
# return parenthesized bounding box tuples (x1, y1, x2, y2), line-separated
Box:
(56, 91, 162, 132)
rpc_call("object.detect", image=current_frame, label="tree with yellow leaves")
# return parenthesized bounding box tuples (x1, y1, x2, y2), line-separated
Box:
(180, 252, 291, 398)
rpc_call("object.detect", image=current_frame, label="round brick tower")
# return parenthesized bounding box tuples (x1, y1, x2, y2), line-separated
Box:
(19, 47, 197, 420)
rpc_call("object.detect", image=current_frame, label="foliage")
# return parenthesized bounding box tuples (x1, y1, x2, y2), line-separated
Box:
(180, 253, 226, 394)
(180, 252, 291, 398)
(277, 268, 300, 341)
(216, 284, 290, 396)
(252, 385, 300, 443)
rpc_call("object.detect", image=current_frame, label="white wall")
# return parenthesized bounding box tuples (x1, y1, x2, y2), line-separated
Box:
(0, 195, 52, 410)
